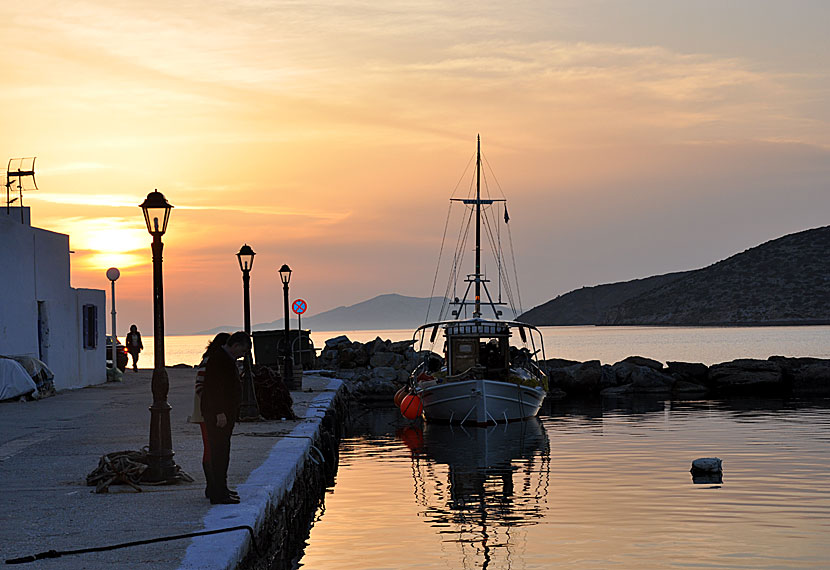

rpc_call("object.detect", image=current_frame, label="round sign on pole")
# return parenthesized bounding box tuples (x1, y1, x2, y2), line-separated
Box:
(106, 267, 120, 281)
(292, 299, 307, 315)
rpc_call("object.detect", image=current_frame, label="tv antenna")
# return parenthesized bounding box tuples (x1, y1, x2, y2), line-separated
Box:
(6, 157, 38, 222)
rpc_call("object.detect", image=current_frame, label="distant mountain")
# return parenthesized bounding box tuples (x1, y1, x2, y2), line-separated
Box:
(194, 294, 450, 335)
(520, 225, 830, 326)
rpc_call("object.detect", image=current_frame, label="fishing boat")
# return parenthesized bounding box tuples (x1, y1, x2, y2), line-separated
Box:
(406, 136, 548, 425)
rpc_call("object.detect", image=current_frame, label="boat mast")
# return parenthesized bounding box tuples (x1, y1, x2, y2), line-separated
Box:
(474, 134, 481, 318)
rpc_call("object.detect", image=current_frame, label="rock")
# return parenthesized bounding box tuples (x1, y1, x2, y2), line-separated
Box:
(543, 358, 581, 372)
(372, 366, 399, 382)
(769, 356, 830, 394)
(600, 384, 634, 397)
(599, 364, 617, 389)
(690, 457, 722, 473)
(370, 352, 398, 368)
(546, 386, 567, 399)
(666, 361, 709, 385)
(337, 347, 357, 369)
(352, 345, 370, 367)
(367, 337, 388, 354)
(622, 355, 663, 370)
(708, 359, 784, 394)
(389, 340, 416, 354)
(557, 360, 602, 394)
(325, 335, 351, 348)
(672, 380, 708, 395)
(611, 361, 639, 383)
(629, 367, 675, 393)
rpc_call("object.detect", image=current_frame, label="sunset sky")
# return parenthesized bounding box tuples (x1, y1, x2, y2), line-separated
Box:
(3, 0, 829, 334)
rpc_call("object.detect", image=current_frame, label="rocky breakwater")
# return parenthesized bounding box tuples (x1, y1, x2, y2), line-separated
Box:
(316, 335, 422, 400)
(544, 356, 830, 399)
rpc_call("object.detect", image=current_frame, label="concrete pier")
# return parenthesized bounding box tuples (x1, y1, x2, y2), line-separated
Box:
(0, 368, 346, 569)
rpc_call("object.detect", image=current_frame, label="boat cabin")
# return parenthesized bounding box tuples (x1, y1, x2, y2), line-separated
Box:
(444, 320, 510, 378)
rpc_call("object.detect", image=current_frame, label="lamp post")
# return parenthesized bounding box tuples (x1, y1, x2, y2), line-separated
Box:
(106, 267, 120, 381)
(237, 244, 260, 420)
(278, 264, 294, 389)
(139, 189, 176, 482)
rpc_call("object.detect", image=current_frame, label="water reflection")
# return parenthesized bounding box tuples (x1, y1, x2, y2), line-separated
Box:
(401, 419, 550, 569)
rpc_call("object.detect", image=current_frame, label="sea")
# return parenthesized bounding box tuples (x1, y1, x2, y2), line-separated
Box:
(147, 325, 830, 368)
(149, 326, 830, 568)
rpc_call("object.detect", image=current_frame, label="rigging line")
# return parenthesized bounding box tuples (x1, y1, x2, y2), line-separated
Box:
(482, 153, 507, 199)
(440, 204, 474, 320)
(506, 220, 523, 314)
(425, 199, 455, 324)
(450, 152, 477, 200)
(482, 205, 517, 315)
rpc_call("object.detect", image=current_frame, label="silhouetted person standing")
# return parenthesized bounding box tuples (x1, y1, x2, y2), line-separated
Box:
(200, 331, 250, 504)
(125, 324, 143, 372)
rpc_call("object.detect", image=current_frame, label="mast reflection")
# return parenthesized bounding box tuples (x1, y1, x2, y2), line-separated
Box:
(399, 418, 550, 569)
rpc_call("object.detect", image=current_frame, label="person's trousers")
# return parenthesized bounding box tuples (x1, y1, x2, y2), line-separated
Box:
(203, 418, 234, 499)
(199, 422, 213, 496)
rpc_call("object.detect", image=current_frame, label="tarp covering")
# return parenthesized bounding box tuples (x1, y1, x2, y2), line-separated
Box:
(0, 358, 37, 401)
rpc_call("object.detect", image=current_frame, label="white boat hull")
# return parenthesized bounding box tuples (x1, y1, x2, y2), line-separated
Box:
(416, 379, 545, 425)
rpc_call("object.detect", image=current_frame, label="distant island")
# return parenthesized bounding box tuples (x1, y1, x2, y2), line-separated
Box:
(193, 293, 450, 335)
(519, 225, 830, 326)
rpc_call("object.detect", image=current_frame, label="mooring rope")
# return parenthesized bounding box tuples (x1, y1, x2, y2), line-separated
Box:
(5, 525, 259, 565)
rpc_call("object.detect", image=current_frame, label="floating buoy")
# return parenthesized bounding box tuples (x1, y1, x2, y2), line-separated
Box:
(400, 394, 423, 420)
(393, 387, 408, 408)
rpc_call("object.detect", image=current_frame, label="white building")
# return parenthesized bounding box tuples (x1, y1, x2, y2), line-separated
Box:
(1, 207, 106, 390)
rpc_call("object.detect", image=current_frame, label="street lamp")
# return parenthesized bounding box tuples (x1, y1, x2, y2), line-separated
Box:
(278, 263, 295, 389)
(106, 267, 121, 382)
(237, 244, 260, 420)
(139, 189, 176, 482)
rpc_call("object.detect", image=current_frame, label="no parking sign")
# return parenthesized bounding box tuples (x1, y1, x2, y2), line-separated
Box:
(292, 299, 307, 315)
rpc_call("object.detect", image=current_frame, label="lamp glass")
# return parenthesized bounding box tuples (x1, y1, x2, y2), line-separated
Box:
(279, 263, 292, 285)
(237, 244, 256, 272)
(140, 190, 173, 236)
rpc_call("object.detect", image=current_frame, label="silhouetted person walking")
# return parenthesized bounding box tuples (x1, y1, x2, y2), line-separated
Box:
(125, 324, 143, 372)
(200, 331, 250, 504)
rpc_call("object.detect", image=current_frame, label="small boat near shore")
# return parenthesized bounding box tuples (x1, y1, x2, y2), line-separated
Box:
(405, 136, 548, 425)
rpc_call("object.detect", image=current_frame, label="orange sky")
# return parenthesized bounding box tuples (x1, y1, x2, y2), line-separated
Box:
(2, 1, 829, 334)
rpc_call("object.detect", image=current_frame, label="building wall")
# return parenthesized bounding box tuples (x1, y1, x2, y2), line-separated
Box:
(1, 208, 106, 391)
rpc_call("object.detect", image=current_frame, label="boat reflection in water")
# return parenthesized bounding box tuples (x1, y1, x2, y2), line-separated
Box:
(398, 418, 550, 569)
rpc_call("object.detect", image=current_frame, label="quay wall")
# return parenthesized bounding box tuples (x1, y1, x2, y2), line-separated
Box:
(178, 377, 349, 570)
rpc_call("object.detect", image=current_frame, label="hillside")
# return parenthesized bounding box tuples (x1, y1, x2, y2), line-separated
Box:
(520, 225, 830, 326)
(518, 271, 691, 325)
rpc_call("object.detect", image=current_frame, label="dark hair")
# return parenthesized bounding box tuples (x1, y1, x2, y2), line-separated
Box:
(203, 332, 231, 359)
(130, 324, 138, 332)
(227, 331, 251, 349)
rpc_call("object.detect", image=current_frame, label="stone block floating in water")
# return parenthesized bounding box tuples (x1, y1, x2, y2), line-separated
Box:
(691, 457, 723, 484)
(691, 457, 723, 473)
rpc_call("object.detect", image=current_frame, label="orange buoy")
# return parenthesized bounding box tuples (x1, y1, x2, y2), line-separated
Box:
(393, 387, 408, 408)
(400, 394, 423, 420)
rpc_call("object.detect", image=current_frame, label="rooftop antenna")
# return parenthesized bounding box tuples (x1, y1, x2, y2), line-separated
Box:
(6, 157, 38, 222)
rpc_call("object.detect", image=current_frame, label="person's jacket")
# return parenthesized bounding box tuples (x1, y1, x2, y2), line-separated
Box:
(126, 331, 143, 352)
(200, 347, 242, 422)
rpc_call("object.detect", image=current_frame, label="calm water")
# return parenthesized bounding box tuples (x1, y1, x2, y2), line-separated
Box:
(298, 400, 830, 569)
(146, 325, 830, 367)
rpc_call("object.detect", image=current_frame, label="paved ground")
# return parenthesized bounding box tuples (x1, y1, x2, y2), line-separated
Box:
(0, 368, 343, 569)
